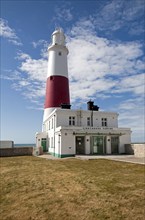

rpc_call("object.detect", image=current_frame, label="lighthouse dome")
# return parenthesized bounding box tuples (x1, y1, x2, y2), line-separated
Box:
(52, 28, 65, 46)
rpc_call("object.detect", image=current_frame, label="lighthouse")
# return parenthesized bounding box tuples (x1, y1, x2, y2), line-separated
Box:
(43, 28, 70, 122)
(35, 28, 131, 157)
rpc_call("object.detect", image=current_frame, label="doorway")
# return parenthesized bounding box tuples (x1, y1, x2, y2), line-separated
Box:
(41, 138, 47, 152)
(76, 136, 85, 154)
(91, 136, 104, 154)
(111, 136, 119, 154)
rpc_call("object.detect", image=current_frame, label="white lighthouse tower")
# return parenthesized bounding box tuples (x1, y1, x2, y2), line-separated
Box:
(43, 28, 70, 122)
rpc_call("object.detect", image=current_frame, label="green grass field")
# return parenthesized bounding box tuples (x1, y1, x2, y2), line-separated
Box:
(0, 156, 144, 220)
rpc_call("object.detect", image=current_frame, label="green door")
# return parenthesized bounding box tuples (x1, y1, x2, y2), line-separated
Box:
(41, 138, 47, 152)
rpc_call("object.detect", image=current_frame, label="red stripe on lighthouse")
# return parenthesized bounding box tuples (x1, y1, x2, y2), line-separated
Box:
(44, 75, 70, 108)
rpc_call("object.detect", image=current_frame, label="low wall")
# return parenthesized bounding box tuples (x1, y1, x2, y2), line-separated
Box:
(0, 147, 33, 157)
(125, 143, 145, 157)
(132, 143, 145, 157)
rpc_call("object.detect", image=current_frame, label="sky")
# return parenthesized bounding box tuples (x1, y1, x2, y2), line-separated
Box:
(0, 0, 145, 144)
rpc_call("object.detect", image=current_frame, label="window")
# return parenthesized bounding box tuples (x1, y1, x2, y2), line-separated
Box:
(52, 118, 53, 129)
(87, 117, 91, 126)
(69, 116, 75, 126)
(102, 118, 107, 127)
(43, 124, 46, 132)
(48, 138, 50, 148)
(46, 123, 48, 131)
(58, 52, 62, 56)
(51, 137, 53, 148)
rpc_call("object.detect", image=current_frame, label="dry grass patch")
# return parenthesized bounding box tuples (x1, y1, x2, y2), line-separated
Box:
(0, 156, 144, 220)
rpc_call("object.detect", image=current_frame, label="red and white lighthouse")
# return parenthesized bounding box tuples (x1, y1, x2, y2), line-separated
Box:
(43, 28, 70, 122)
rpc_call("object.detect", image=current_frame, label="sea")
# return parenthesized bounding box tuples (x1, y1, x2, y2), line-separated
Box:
(14, 144, 35, 147)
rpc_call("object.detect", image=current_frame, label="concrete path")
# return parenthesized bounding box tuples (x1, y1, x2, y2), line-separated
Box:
(76, 155, 145, 165)
(38, 154, 60, 160)
(38, 154, 145, 165)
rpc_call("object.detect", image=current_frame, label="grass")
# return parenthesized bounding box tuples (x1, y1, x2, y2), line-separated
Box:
(0, 156, 145, 220)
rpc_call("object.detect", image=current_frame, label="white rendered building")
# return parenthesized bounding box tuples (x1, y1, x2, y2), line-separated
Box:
(35, 29, 131, 157)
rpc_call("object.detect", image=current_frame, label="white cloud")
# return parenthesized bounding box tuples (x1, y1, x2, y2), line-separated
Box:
(1, 51, 47, 105)
(26, 106, 43, 111)
(16, 52, 31, 60)
(31, 40, 49, 58)
(18, 52, 47, 82)
(117, 98, 144, 142)
(92, 0, 144, 36)
(52, 0, 144, 38)
(129, 21, 145, 36)
(66, 22, 144, 105)
(122, 0, 144, 21)
(113, 74, 144, 96)
(0, 70, 22, 81)
(69, 19, 95, 37)
(68, 37, 143, 81)
(0, 18, 22, 45)
(54, 2, 73, 22)
(12, 52, 47, 103)
(32, 40, 47, 48)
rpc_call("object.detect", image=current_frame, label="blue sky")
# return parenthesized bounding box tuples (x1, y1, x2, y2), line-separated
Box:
(0, 0, 144, 144)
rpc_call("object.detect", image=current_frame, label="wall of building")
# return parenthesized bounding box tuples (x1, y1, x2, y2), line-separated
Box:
(55, 109, 118, 128)
(54, 133, 60, 155)
(120, 133, 131, 153)
(0, 141, 14, 148)
(43, 109, 119, 134)
(85, 135, 90, 154)
(60, 130, 75, 156)
(106, 136, 111, 154)
(47, 127, 131, 156)
(42, 109, 131, 157)
(56, 110, 75, 127)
